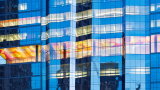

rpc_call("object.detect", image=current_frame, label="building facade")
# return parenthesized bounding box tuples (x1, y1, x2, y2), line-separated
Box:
(0, 0, 159, 90)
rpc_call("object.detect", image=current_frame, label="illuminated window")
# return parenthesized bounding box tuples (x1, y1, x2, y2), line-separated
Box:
(151, 4, 155, 11)
(19, 3, 27, 10)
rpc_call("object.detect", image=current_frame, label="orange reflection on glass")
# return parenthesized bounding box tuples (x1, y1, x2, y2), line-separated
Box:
(151, 35, 156, 43)
(157, 35, 160, 42)
(0, 45, 41, 64)
(50, 38, 123, 60)
(0, 16, 40, 27)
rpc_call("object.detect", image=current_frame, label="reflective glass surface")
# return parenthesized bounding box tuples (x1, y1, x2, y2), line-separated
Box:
(0, 0, 159, 90)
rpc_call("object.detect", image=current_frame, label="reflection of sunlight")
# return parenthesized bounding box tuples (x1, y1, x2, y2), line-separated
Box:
(157, 5, 160, 10)
(126, 6, 149, 15)
(19, 3, 27, 10)
(151, 5, 155, 11)
(129, 67, 150, 74)
(93, 8, 123, 18)
(151, 20, 160, 28)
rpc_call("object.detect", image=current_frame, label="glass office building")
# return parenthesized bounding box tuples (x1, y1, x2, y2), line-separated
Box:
(0, 0, 159, 90)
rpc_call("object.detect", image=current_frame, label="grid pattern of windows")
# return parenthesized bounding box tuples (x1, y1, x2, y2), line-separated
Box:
(0, 0, 42, 90)
(125, 0, 150, 90)
(1, 0, 160, 90)
(151, 0, 160, 90)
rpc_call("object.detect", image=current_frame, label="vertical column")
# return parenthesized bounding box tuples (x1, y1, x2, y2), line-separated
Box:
(41, 0, 47, 89)
(69, 0, 76, 89)
(36, 45, 38, 62)
(122, 0, 126, 89)
(91, 40, 100, 90)
(91, 1, 100, 89)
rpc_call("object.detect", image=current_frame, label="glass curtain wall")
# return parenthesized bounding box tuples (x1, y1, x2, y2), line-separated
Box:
(125, 0, 150, 90)
(46, 0, 76, 89)
(0, 0, 42, 89)
(92, 0, 123, 90)
(150, 0, 160, 89)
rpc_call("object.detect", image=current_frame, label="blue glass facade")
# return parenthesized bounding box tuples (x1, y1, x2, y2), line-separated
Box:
(0, 0, 159, 90)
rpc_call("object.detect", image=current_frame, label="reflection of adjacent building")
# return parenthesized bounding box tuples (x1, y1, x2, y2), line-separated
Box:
(0, 64, 32, 90)
(55, 62, 122, 90)
(0, 45, 41, 90)
(100, 63, 122, 90)
(0, 0, 20, 48)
